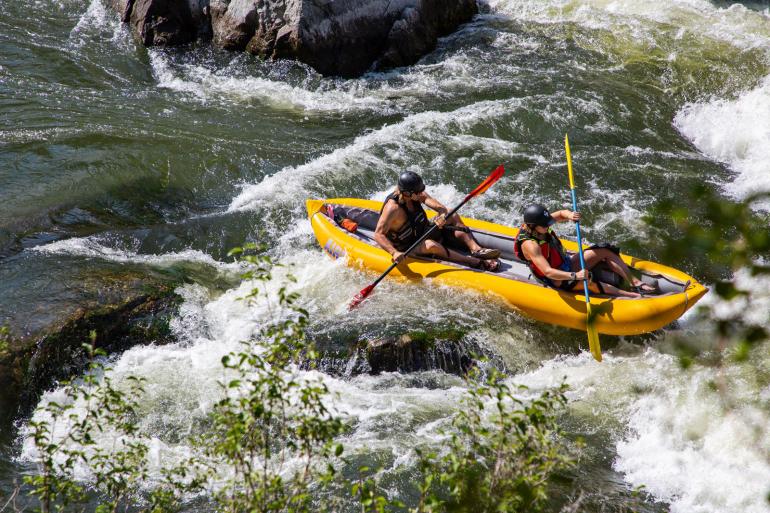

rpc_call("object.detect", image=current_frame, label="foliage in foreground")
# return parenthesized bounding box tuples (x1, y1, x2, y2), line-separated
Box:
(200, 245, 345, 513)
(412, 369, 573, 513)
(648, 186, 770, 365)
(21, 340, 191, 513)
(648, 187, 770, 505)
(9, 245, 572, 513)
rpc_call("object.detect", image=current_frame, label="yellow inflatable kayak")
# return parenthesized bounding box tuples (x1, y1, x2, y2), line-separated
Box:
(307, 198, 708, 336)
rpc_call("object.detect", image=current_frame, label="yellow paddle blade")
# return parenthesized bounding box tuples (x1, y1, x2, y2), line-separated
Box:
(565, 134, 575, 189)
(585, 303, 603, 362)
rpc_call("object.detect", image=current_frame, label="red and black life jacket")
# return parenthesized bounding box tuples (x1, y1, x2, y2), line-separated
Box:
(513, 225, 571, 286)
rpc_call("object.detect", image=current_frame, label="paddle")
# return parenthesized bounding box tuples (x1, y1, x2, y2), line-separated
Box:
(348, 164, 505, 310)
(564, 134, 602, 362)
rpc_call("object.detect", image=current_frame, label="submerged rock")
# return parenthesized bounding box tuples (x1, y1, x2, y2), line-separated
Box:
(304, 329, 502, 377)
(113, 0, 478, 77)
(0, 277, 180, 423)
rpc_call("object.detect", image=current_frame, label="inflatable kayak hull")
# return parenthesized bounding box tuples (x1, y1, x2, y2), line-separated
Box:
(307, 198, 708, 336)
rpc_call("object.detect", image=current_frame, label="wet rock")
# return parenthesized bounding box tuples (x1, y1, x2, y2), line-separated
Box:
(304, 329, 502, 377)
(113, 0, 477, 77)
(219, 0, 478, 76)
(110, 0, 210, 46)
(0, 279, 181, 423)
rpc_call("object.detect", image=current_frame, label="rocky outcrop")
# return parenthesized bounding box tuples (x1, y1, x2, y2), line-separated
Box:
(0, 282, 180, 424)
(211, 0, 478, 76)
(113, 0, 478, 77)
(111, 0, 210, 45)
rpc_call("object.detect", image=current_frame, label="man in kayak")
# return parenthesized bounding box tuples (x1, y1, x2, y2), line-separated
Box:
(514, 204, 657, 297)
(374, 171, 502, 271)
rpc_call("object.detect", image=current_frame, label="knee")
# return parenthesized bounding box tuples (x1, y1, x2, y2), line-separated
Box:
(596, 248, 613, 259)
(423, 240, 442, 253)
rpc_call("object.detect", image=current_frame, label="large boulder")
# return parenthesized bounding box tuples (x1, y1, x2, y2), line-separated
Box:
(213, 0, 478, 76)
(114, 0, 478, 76)
(111, 0, 210, 45)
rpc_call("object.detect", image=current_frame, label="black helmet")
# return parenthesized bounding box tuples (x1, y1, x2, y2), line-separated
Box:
(523, 204, 555, 227)
(398, 171, 425, 194)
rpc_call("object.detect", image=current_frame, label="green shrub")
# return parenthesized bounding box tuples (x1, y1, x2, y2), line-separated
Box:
(412, 368, 574, 513)
(19, 245, 574, 513)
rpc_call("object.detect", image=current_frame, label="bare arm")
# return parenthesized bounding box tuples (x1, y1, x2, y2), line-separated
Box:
(420, 193, 448, 216)
(521, 240, 586, 281)
(420, 193, 449, 226)
(374, 202, 402, 259)
(551, 209, 581, 223)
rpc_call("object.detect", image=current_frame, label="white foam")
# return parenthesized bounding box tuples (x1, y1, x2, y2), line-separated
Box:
(17, 259, 474, 489)
(148, 50, 399, 114)
(145, 28, 541, 116)
(674, 75, 770, 206)
(29, 236, 241, 272)
(226, 98, 532, 213)
(616, 375, 770, 513)
(488, 0, 770, 52)
(69, 0, 113, 38)
(67, 0, 135, 52)
(513, 349, 770, 513)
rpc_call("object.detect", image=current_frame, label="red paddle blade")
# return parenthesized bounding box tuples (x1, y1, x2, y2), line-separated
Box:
(465, 165, 505, 200)
(348, 284, 375, 310)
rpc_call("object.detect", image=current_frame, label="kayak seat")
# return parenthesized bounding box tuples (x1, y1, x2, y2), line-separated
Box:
(323, 204, 538, 284)
(320, 203, 690, 298)
(327, 205, 380, 231)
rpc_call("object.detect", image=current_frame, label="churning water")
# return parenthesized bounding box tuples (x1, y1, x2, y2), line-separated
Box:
(2, 0, 770, 511)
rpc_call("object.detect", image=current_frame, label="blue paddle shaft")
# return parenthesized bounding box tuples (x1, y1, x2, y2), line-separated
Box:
(570, 188, 591, 304)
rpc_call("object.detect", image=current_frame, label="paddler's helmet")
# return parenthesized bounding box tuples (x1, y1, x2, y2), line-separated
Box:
(398, 171, 425, 194)
(523, 204, 555, 227)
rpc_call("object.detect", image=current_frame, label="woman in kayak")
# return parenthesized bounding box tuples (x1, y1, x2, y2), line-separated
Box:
(514, 204, 657, 297)
(374, 171, 502, 271)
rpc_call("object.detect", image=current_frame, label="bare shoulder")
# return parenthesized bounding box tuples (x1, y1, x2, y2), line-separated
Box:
(376, 199, 401, 230)
(521, 239, 541, 257)
(380, 199, 400, 218)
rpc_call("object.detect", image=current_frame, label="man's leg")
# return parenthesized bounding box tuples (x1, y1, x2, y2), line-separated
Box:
(445, 214, 501, 258)
(579, 249, 637, 282)
(416, 239, 482, 267)
(570, 251, 644, 297)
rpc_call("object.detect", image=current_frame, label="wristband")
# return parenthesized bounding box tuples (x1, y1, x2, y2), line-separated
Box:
(570, 272, 576, 281)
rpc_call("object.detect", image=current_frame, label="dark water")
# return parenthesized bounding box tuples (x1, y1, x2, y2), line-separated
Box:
(2, 0, 770, 511)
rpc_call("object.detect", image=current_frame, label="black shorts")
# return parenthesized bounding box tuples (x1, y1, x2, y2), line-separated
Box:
(393, 226, 464, 253)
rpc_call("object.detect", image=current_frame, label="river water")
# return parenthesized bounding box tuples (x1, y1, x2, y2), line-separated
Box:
(2, 0, 770, 511)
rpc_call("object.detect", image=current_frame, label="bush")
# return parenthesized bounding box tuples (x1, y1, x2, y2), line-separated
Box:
(16, 245, 574, 513)
(22, 340, 188, 513)
(412, 368, 574, 513)
(647, 186, 770, 365)
(196, 244, 345, 513)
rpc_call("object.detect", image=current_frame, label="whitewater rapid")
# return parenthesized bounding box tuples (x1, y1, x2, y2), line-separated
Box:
(13, 0, 770, 511)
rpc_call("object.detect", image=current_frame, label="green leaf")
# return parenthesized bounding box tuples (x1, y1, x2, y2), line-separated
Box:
(733, 341, 751, 362)
(714, 281, 745, 300)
